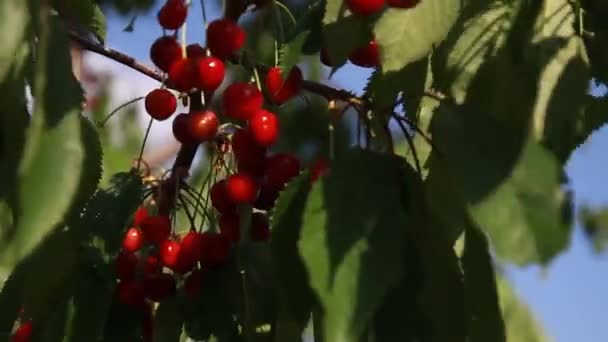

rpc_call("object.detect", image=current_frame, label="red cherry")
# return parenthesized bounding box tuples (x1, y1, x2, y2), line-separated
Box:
(320, 48, 334, 67)
(144, 273, 176, 302)
(265, 66, 303, 104)
(168, 58, 197, 92)
(199, 233, 231, 268)
(346, 0, 385, 16)
(184, 269, 205, 298)
(116, 251, 138, 281)
(159, 240, 182, 270)
(133, 206, 148, 227)
(225, 173, 259, 204)
(219, 214, 240, 242)
(207, 19, 246, 59)
(122, 227, 144, 253)
(12, 321, 32, 342)
(222, 83, 264, 120)
(211, 180, 237, 214)
(349, 40, 380, 68)
(145, 89, 177, 121)
(141, 215, 172, 244)
(157, 0, 188, 30)
(265, 153, 301, 189)
(181, 231, 203, 261)
(116, 280, 146, 307)
(387, 0, 420, 8)
(250, 212, 270, 241)
(150, 36, 182, 72)
(249, 109, 279, 147)
(143, 255, 162, 277)
(254, 182, 280, 210)
(187, 43, 207, 59)
(232, 129, 266, 176)
(195, 56, 225, 92)
(172, 111, 219, 144)
(311, 158, 330, 182)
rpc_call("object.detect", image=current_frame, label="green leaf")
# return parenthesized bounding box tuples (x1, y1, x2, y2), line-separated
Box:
(0, 14, 86, 267)
(580, 205, 608, 253)
(374, 0, 460, 74)
(154, 295, 186, 342)
(279, 31, 310, 76)
(497, 276, 548, 342)
(322, 0, 372, 67)
(462, 225, 506, 342)
(53, 0, 107, 42)
(0, 0, 31, 81)
(298, 149, 409, 342)
(0, 263, 26, 333)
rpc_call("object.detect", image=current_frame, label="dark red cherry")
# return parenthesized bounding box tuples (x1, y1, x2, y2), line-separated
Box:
(122, 227, 144, 253)
(199, 233, 231, 268)
(222, 83, 264, 120)
(232, 129, 266, 176)
(172, 111, 219, 144)
(168, 58, 197, 92)
(346, 0, 385, 16)
(210, 180, 237, 214)
(116, 251, 138, 281)
(265, 153, 301, 189)
(12, 321, 32, 342)
(157, 0, 188, 30)
(144, 273, 176, 302)
(250, 212, 270, 241)
(219, 214, 240, 242)
(387, 0, 420, 8)
(145, 89, 176, 121)
(207, 19, 246, 59)
(249, 109, 279, 147)
(195, 56, 225, 92)
(141, 215, 172, 245)
(187, 43, 207, 59)
(265, 66, 303, 104)
(181, 231, 203, 261)
(184, 269, 205, 298)
(143, 255, 162, 277)
(349, 40, 380, 68)
(116, 280, 146, 307)
(311, 158, 330, 182)
(225, 173, 259, 204)
(254, 182, 280, 210)
(150, 36, 182, 72)
(159, 240, 182, 270)
(133, 206, 148, 226)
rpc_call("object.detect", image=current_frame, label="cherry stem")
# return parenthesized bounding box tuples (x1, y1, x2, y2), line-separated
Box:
(393, 116, 423, 180)
(97, 96, 144, 127)
(192, 152, 216, 225)
(200, 0, 208, 28)
(177, 195, 197, 230)
(136, 118, 154, 172)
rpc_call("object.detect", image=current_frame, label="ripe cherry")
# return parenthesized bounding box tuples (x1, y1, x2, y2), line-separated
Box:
(144, 273, 176, 302)
(249, 109, 279, 147)
(116, 280, 146, 307)
(346, 0, 385, 16)
(311, 158, 330, 182)
(187, 43, 207, 59)
(169, 58, 197, 92)
(133, 206, 148, 227)
(181, 231, 203, 261)
(143, 255, 162, 277)
(232, 129, 266, 176)
(172, 111, 219, 144)
(265, 153, 301, 189)
(254, 182, 280, 210)
(250, 212, 270, 241)
(122, 227, 144, 253)
(211, 180, 237, 214)
(207, 19, 246, 59)
(349, 40, 380, 68)
(157, 0, 188, 30)
(116, 251, 138, 281)
(141, 215, 171, 244)
(145, 89, 177, 121)
(222, 83, 264, 120)
(184, 269, 205, 298)
(219, 214, 241, 242)
(387, 0, 420, 8)
(159, 240, 182, 270)
(150, 36, 182, 72)
(199, 233, 231, 268)
(195, 56, 225, 92)
(265, 66, 303, 104)
(12, 321, 32, 342)
(226, 173, 259, 204)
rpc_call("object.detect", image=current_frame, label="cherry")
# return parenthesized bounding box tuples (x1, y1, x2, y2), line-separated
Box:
(150, 36, 182, 72)
(157, 0, 188, 30)
(168, 58, 197, 92)
(141, 215, 171, 244)
(346, 0, 385, 16)
(265, 153, 301, 189)
(122, 227, 144, 253)
(145, 89, 177, 121)
(349, 40, 380, 68)
(181, 231, 203, 261)
(187, 43, 207, 59)
(116, 280, 146, 307)
(232, 129, 266, 176)
(12, 321, 32, 342)
(311, 158, 330, 182)
(250, 212, 270, 241)
(172, 111, 219, 144)
(211, 180, 237, 214)
(226, 173, 259, 204)
(116, 251, 138, 281)
(143, 255, 162, 277)
(184, 269, 205, 298)
(219, 214, 241, 242)
(195, 56, 225, 92)
(254, 182, 280, 210)
(199, 233, 231, 268)
(206, 19, 246, 59)
(133, 206, 149, 227)
(249, 109, 279, 147)
(387, 0, 420, 8)
(159, 240, 182, 270)
(320, 48, 334, 67)
(265, 66, 303, 104)
(144, 273, 176, 302)
(222, 83, 264, 120)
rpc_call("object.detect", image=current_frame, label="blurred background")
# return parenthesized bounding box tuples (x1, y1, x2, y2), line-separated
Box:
(78, 1, 608, 340)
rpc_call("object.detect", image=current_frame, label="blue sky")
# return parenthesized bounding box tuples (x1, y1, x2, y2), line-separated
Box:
(101, 3, 608, 340)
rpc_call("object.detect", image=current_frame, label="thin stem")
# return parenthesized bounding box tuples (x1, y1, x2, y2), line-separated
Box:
(200, 0, 208, 28)
(192, 153, 216, 223)
(137, 119, 154, 172)
(392, 114, 442, 156)
(328, 122, 335, 160)
(394, 117, 423, 180)
(252, 67, 263, 91)
(273, 1, 297, 29)
(178, 195, 197, 230)
(97, 96, 144, 127)
(181, 23, 187, 58)
(240, 269, 255, 342)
